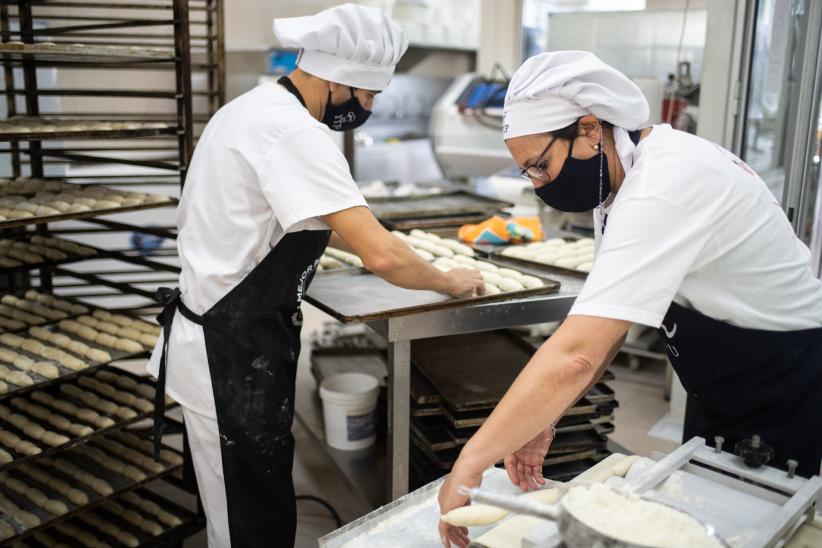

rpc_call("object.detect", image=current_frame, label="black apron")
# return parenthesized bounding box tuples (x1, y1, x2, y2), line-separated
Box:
(154, 230, 330, 547)
(658, 302, 822, 477)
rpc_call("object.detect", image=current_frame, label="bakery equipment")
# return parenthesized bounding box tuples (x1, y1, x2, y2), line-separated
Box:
(319, 438, 822, 548)
(517, 437, 822, 547)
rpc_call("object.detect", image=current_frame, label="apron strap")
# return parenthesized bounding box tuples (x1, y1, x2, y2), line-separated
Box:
(152, 287, 203, 462)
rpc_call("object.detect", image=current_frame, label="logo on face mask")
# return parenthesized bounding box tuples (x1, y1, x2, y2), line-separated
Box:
(322, 87, 372, 132)
(331, 112, 357, 131)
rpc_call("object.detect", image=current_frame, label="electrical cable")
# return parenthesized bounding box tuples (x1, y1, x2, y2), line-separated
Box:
(295, 494, 343, 528)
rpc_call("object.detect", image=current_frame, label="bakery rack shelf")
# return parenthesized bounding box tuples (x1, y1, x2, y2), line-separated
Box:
(9, 485, 205, 548)
(0, 41, 175, 63)
(0, 119, 176, 142)
(1, 430, 185, 543)
(0, 199, 177, 231)
(0, 1, 221, 543)
(0, 366, 176, 474)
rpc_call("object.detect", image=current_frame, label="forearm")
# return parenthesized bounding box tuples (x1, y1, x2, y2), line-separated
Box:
(457, 321, 626, 472)
(368, 235, 454, 293)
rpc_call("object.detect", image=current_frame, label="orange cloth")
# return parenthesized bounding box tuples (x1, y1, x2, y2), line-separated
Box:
(458, 216, 543, 244)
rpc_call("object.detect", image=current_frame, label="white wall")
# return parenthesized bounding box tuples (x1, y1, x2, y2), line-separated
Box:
(546, 8, 707, 82)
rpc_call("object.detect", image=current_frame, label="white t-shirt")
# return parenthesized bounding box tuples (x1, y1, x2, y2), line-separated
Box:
(570, 124, 822, 331)
(147, 82, 367, 417)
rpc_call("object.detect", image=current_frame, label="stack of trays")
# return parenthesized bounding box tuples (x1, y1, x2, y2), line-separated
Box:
(408, 331, 617, 487)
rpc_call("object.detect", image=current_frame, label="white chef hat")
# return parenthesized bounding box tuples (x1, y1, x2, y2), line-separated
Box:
(502, 51, 649, 139)
(273, 3, 408, 91)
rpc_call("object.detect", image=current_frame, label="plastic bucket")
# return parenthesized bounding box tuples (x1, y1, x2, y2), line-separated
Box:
(319, 373, 380, 450)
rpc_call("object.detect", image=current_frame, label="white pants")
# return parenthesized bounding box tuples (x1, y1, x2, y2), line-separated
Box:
(182, 406, 231, 548)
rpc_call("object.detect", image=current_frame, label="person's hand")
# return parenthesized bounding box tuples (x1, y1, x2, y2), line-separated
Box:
(444, 268, 485, 299)
(438, 458, 482, 547)
(504, 425, 555, 491)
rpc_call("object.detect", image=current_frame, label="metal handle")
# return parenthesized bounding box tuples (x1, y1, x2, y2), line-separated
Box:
(460, 487, 561, 521)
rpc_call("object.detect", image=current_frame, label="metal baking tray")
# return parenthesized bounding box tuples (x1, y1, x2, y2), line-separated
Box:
(0, 198, 177, 230)
(411, 331, 535, 411)
(0, 42, 174, 62)
(21, 486, 204, 548)
(0, 236, 100, 276)
(488, 238, 591, 279)
(305, 265, 560, 323)
(367, 190, 513, 221)
(411, 367, 442, 406)
(0, 319, 152, 402)
(0, 117, 176, 143)
(410, 428, 606, 470)
(0, 290, 121, 334)
(381, 212, 497, 231)
(0, 366, 172, 473)
(0, 433, 184, 543)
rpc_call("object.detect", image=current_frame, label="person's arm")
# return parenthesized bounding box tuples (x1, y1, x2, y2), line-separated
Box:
(324, 206, 484, 298)
(437, 314, 630, 547)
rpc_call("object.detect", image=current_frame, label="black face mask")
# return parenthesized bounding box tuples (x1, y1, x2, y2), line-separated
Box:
(322, 87, 371, 131)
(534, 140, 611, 213)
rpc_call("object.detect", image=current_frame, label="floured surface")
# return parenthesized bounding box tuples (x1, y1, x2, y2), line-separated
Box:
(325, 468, 522, 548)
(562, 483, 723, 548)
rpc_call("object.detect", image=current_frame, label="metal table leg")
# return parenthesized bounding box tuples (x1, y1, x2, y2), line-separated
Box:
(387, 338, 411, 501)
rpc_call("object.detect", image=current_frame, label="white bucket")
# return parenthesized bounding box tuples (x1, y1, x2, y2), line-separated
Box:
(319, 373, 380, 451)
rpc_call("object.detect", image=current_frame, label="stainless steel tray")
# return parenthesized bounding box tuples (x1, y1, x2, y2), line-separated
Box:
(305, 265, 560, 323)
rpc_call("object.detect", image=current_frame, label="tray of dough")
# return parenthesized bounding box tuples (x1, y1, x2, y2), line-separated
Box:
(0, 303, 160, 400)
(0, 116, 174, 141)
(0, 366, 172, 473)
(0, 179, 175, 229)
(0, 235, 99, 275)
(0, 41, 174, 62)
(0, 290, 90, 334)
(305, 262, 560, 323)
(490, 236, 596, 276)
(0, 429, 183, 544)
(14, 486, 205, 548)
(367, 190, 513, 221)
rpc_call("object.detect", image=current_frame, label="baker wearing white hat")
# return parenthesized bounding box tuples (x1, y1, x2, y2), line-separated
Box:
(437, 51, 822, 547)
(146, 4, 483, 547)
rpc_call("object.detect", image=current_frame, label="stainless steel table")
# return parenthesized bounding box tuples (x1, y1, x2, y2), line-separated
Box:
(305, 271, 584, 504)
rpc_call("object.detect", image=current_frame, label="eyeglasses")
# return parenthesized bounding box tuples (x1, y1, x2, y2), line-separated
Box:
(520, 135, 559, 181)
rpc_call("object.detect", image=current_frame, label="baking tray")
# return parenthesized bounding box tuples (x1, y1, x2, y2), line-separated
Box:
(410, 428, 606, 470)
(0, 320, 152, 402)
(0, 236, 100, 276)
(381, 212, 497, 231)
(0, 433, 184, 543)
(0, 117, 176, 143)
(411, 415, 456, 452)
(367, 190, 512, 221)
(438, 398, 598, 429)
(0, 366, 171, 473)
(411, 331, 535, 411)
(488, 241, 590, 279)
(411, 367, 442, 405)
(0, 42, 174, 62)
(23, 486, 204, 548)
(305, 264, 560, 323)
(0, 198, 176, 230)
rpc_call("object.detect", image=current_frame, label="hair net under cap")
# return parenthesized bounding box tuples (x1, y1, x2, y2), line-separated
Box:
(273, 3, 408, 91)
(502, 51, 649, 140)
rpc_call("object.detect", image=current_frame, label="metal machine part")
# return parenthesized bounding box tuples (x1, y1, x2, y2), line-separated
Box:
(734, 435, 776, 469)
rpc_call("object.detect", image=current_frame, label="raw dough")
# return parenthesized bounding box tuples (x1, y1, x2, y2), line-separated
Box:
(498, 278, 525, 292)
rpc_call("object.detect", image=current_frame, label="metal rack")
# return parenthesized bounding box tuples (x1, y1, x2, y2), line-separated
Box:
(0, 0, 225, 542)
